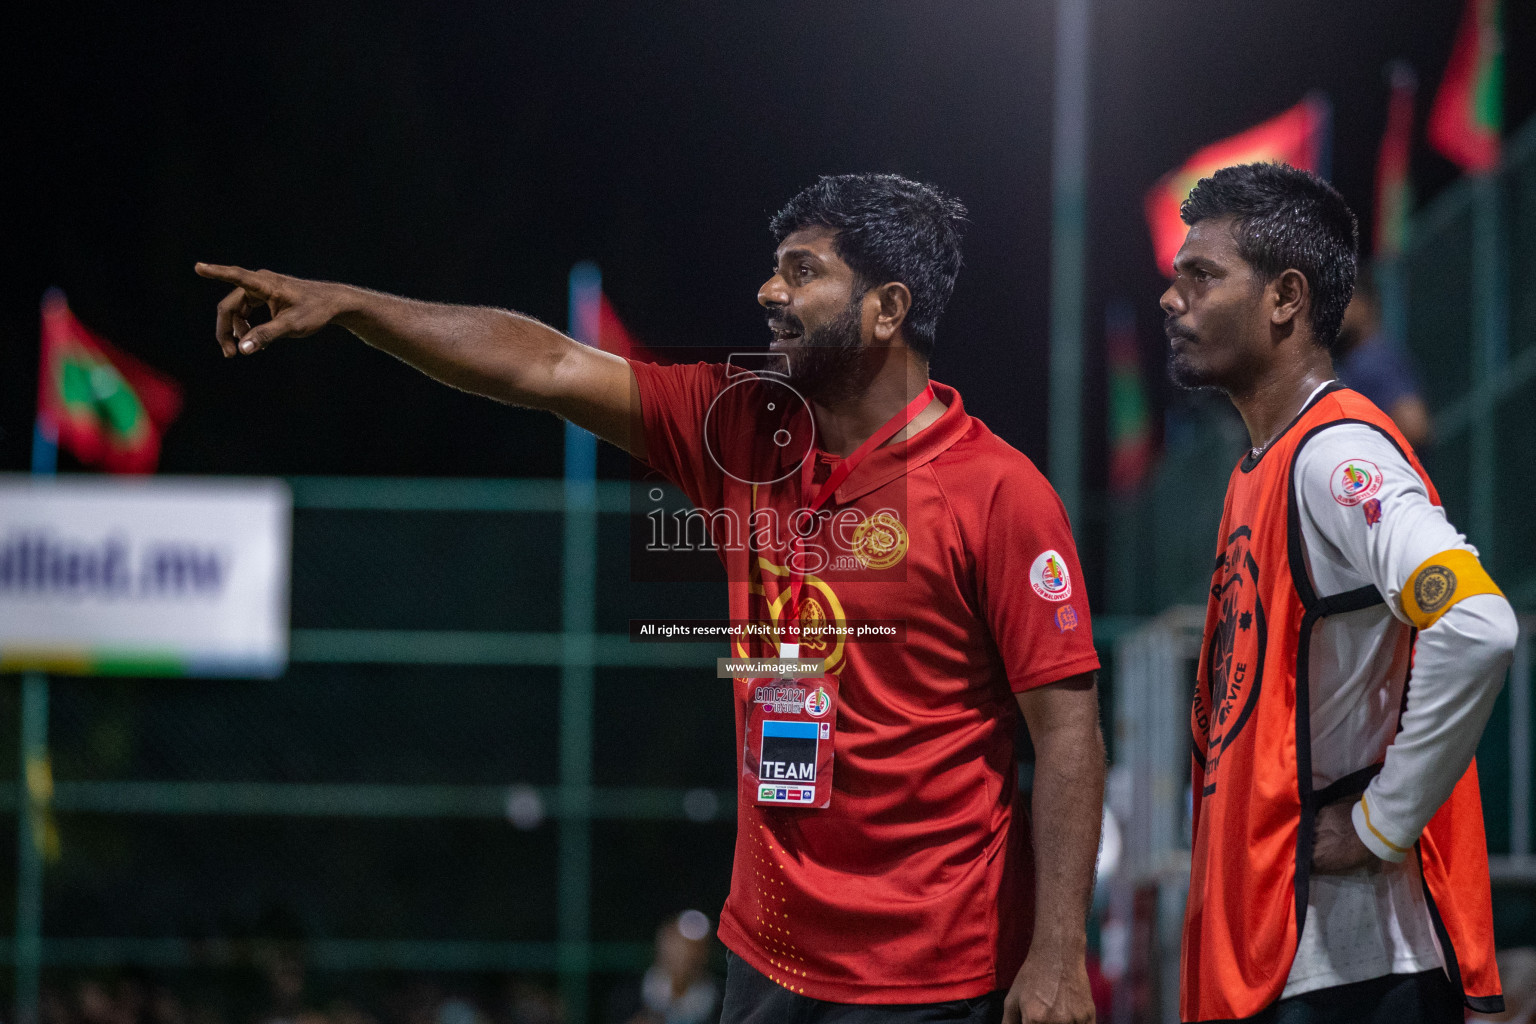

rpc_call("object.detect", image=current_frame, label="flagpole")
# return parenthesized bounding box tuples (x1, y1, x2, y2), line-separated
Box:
(16, 293, 57, 1024)
(1048, 0, 1091, 526)
(1376, 63, 1417, 349)
(29, 423, 57, 477)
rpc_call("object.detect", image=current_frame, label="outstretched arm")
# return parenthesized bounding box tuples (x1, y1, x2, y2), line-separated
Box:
(195, 263, 645, 459)
(1006, 670, 1103, 1024)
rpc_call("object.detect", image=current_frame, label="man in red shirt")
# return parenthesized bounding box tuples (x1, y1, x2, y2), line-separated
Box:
(197, 173, 1105, 1024)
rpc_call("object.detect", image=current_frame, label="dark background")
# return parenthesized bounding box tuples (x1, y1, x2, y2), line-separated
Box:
(4, 1, 1536, 1001)
(3, 0, 1534, 530)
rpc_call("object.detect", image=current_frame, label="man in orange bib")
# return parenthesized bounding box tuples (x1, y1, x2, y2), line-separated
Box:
(1160, 163, 1518, 1023)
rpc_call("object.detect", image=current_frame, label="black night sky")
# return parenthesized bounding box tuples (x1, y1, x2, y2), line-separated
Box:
(4, 0, 1533, 494)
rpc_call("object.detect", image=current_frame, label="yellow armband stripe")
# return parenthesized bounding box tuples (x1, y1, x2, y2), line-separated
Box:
(1359, 796, 1410, 855)
(1401, 548, 1504, 630)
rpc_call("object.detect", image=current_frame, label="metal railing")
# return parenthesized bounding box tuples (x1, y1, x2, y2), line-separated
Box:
(7, 477, 723, 1024)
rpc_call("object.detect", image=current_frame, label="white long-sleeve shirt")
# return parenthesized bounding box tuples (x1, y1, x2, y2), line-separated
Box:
(1281, 411, 1518, 997)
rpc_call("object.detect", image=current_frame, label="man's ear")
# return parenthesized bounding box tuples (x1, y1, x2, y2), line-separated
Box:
(871, 282, 912, 343)
(1271, 269, 1308, 330)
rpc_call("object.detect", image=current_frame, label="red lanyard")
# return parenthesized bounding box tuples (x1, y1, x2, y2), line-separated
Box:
(783, 384, 935, 653)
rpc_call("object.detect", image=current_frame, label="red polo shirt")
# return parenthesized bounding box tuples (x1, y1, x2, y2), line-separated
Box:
(630, 360, 1099, 1003)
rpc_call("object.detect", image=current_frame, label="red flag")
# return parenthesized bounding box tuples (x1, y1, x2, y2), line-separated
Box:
(597, 295, 640, 359)
(1374, 64, 1418, 257)
(37, 290, 183, 473)
(1428, 0, 1503, 173)
(598, 294, 665, 363)
(1144, 96, 1331, 275)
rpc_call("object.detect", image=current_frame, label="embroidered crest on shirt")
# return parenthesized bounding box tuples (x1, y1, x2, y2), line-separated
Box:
(1030, 549, 1073, 601)
(851, 511, 908, 570)
(1330, 458, 1383, 506)
(1362, 498, 1382, 528)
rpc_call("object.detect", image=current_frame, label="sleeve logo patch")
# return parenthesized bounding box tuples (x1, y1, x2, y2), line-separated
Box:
(1030, 549, 1073, 602)
(1413, 565, 1457, 615)
(1055, 605, 1079, 632)
(1331, 459, 1383, 506)
(1363, 498, 1382, 528)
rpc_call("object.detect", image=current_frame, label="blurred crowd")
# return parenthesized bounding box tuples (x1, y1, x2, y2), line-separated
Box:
(37, 964, 565, 1024)
(32, 912, 721, 1024)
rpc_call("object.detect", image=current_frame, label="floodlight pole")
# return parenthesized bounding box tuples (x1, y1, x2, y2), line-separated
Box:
(1049, 0, 1091, 526)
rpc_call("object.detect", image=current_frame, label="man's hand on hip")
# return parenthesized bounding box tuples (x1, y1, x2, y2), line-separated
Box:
(1311, 798, 1376, 874)
(1004, 952, 1095, 1024)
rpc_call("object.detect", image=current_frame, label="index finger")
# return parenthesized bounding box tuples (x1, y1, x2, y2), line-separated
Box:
(195, 262, 269, 295)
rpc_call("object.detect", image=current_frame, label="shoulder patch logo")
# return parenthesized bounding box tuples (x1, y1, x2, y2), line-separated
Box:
(1363, 498, 1382, 528)
(1030, 549, 1073, 602)
(1331, 458, 1383, 506)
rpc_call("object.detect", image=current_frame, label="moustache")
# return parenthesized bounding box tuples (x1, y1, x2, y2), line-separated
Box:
(1165, 318, 1197, 344)
(766, 314, 803, 335)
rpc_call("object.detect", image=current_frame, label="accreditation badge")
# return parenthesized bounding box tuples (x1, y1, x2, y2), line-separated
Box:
(742, 675, 838, 809)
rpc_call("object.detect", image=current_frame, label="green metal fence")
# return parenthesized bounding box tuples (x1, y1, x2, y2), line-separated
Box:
(1399, 117, 1536, 608)
(3, 472, 1143, 1024)
(5, 478, 736, 1024)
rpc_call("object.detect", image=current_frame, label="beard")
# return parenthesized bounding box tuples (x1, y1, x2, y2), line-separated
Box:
(768, 297, 882, 404)
(1166, 318, 1269, 396)
(1166, 350, 1214, 391)
(1165, 319, 1218, 391)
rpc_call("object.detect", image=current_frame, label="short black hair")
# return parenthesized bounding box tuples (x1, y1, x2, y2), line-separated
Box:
(1181, 162, 1359, 353)
(770, 174, 967, 359)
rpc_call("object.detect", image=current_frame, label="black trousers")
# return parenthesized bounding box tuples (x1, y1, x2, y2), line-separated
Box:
(719, 952, 1004, 1024)
(1239, 968, 1464, 1024)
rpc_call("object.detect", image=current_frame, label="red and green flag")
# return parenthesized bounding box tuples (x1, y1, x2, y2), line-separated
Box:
(1144, 95, 1331, 276)
(1106, 301, 1153, 493)
(1428, 0, 1503, 173)
(1374, 63, 1418, 258)
(37, 289, 183, 474)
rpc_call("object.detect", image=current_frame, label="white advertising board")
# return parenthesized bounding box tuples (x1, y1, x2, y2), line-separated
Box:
(0, 476, 290, 677)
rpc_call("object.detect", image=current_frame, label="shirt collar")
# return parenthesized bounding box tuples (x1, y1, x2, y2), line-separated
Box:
(809, 380, 972, 506)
